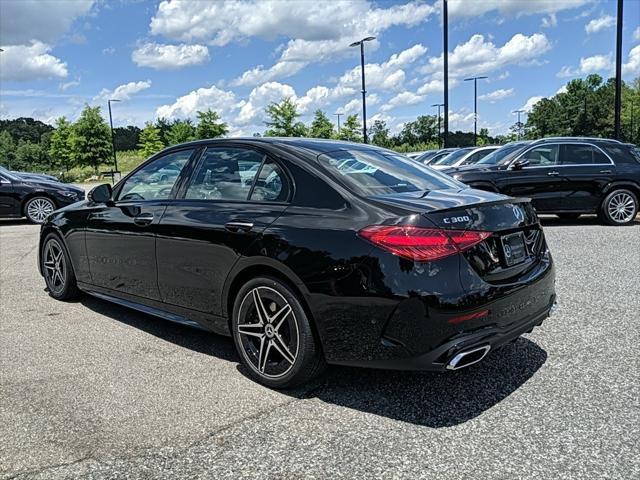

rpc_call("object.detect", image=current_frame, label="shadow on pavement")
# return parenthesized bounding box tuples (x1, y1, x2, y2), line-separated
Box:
(80, 294, 547, 428)
(0, 218, 32, 226)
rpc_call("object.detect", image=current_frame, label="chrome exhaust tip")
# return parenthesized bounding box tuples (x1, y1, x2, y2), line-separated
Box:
(446, 345, 491, 370)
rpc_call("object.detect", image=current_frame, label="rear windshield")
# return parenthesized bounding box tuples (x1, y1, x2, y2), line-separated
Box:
(317, 148, 463, 196)
(477, 142, 530, 165)
(432, 148, 473, 166)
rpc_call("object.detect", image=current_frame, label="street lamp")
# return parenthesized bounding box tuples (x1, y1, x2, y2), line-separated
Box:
(513, 109, 526, 140)
(349, 36, 376, 143)
(464, 75, 488, 145)
(432, 103, 445, 148)
(334, 112, 343, 135)
(107, 99, 120, 174)
(614, 0, 624, 139)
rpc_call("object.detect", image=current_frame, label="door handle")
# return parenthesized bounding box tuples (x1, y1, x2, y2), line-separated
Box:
(547, 171, 560, 176)
(225, 221, 254, 232)
(599, 169, 612, 174)
(133, 212, 154, 226)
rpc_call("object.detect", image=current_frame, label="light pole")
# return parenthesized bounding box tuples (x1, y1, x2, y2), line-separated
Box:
(513, 109, 526, 140)
(614, 0, 624, 139)
(349, 36, 376, 143)
(464, 75, 488, 145)
(107, 99, 120, 173)
(443, 0, 449, 148)
(334, 112, 343, 135)
(432, 103, 445, 148)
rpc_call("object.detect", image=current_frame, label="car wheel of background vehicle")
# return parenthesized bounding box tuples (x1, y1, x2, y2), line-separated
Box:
(601, 189, 638, 225)
(25, 196, 56, 224)
(556, 213, 581, 220)
(41, 234, 80, 301)
(232, 276, 325, 389)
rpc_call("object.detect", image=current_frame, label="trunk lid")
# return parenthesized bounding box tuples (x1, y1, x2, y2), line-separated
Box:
(368, 187, 546, 284)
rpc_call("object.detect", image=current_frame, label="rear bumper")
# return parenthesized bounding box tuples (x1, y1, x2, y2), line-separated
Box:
(333, 296, 556, 371)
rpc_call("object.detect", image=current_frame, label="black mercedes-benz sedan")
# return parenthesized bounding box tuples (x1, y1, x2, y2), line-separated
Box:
(0, 166, 85, 223)
(442, 138, 640, 225)
(38, 138, 556, 388)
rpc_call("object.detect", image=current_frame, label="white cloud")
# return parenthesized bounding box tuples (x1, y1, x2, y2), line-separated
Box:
(448, 109, 476, 130)
(447, 0, 593, 18)
(380, 91, 426, 112)
(0, 42, 68, 81)
(556, 85, 568, 94)
(150, 0, 435, 45)
(541, 13, 558, 28)
(95, 81, 152, 102)
(478, 88, 515, 102)
(557, 53, 612, 77)
(579, 54, 612, 72)
(132, 43, 210, 70)
(623, 45, 640, 77)
(237, 82, 296, 124)
(156, 85, 238, 120)
(585, 15, 615, 34)
(60, 79, 80, 91)
(520, 96, 545, 113)
(0, 0, 94, 45)
(420, 33, 551, 79)
(223, 1, 435, 86)
(336, 44, 427, 93)
(102, 47, 116, 56)
(634, 27, 640, 42)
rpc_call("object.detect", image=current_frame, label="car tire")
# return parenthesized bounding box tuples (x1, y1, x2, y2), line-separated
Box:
(556, 213, 581, 220)
(41, 233, 81, 301)
(24, 196, 56, 224)
(231, 276, 326, 389)
(600, 189, 638, 226)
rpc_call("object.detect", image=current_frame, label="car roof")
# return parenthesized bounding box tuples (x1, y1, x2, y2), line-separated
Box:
(165, 137, 389, 156)
(532, 136, 623, 145)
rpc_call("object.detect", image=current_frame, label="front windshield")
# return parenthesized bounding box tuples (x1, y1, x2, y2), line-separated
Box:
(317, 148, 463, 196)
(433, 148, 473, 166)
(477, 142, 530, 165)
(0, 166, 20, 181)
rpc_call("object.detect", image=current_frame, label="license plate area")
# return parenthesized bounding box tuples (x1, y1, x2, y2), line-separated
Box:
(500, 232, 527, 266)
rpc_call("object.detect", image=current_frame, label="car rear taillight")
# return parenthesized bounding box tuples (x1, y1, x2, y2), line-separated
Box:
(358, 225, 491, 262)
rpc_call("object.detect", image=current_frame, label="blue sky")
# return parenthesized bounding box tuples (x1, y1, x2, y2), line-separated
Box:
(1, 0, 639, 137)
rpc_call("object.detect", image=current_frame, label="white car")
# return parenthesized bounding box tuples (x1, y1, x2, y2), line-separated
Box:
(430, 146, 500, 170)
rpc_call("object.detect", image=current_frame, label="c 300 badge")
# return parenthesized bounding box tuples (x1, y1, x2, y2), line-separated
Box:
(443, 215, 470, 224)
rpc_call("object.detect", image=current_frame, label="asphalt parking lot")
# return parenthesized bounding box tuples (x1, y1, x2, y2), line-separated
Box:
(1, 217, 638, 479)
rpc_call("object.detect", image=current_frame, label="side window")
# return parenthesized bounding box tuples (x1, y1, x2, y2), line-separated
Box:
(118, 149, 193, 201)
(520, 145, 559, 167)
(184, 147, 264, 201)
(250, 160, 289, 202)
(592, 147, 610, 164)
(560, 144, 595, 165)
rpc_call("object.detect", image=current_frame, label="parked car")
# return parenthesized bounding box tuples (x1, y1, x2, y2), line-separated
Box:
(431, 146, 500, 170)
(0, 166, 84, 223)
(405, 150, 428, 159)
(415, 148, 458, 165)
(38, 138, 556, 388)
(12, 171, 59, 182)
(444, 137, 640, 225)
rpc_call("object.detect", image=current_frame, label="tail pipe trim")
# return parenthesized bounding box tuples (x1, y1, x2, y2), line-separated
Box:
(446, 345, 491, 370)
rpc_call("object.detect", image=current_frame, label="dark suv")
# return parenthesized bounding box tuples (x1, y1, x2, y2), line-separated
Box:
(443, 138, 640, 225)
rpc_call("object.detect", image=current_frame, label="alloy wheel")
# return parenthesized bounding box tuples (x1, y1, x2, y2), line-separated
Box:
(43, 239, 66, 295)
(27, 198, 55, 223)
(236, 286, 299, 379)
(607, 192, 636, 224)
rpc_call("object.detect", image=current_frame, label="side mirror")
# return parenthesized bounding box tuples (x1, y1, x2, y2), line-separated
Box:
(511, 158, 530, 170)
(88, 183, 112, 203)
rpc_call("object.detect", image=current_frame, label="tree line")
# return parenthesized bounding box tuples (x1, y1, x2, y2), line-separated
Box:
(1, 75, 637, 178)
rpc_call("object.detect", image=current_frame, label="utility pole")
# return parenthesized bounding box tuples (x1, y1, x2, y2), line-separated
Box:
(464, 76, 488, 145)
(513, 109, 526, 140)
(349, 36, 376, 143)
(443, 0, 449, 148)
(107, 99, 120, 173)
(614, 0, 623, 139)
(334, 113, 343, 135)
(432, 103, 444, 148)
